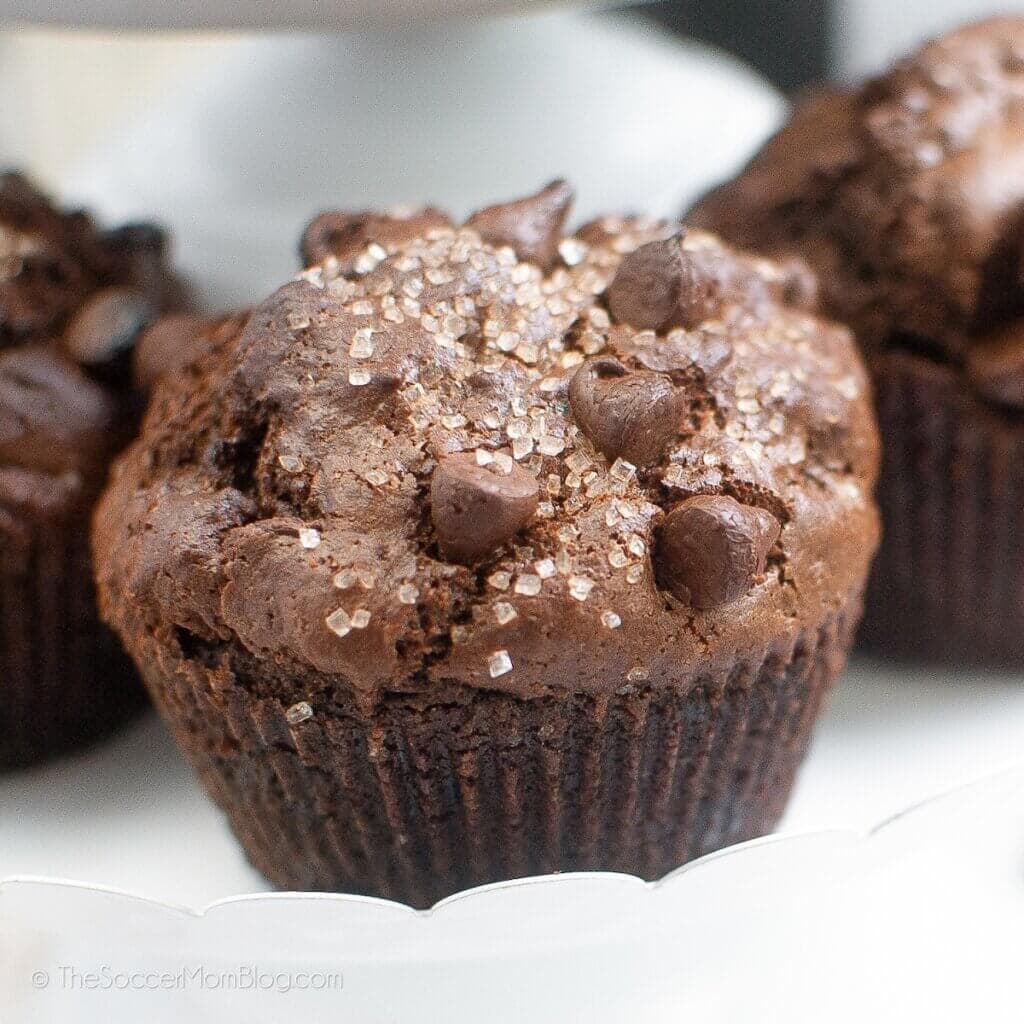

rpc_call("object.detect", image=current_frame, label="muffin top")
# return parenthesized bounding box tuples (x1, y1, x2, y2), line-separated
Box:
(95, 183, 878, 704)
(0, 173, 183, 522)
(690, 16, 1024, 400)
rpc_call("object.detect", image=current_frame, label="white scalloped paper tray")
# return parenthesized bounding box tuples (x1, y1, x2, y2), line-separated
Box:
(3, 759, 1023, 1023)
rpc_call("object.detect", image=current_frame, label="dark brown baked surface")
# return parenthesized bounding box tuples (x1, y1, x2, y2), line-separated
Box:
(1, 172, 184, 767)
(690, 17, 1024, 370)
(95, 183, 879, 706)
(688, 17, 1024, 664)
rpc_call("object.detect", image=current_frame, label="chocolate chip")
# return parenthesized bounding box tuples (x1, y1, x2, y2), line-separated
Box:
(608, 234, 720, 331)
(431, 451, 539, 562)
(464, 180, 574, 270)
(655, 494, 780, 609)
(967, 324, 1024, 409)
(299, 209, 452, 269)
(568, 357, 685, 468)
(62, 287, 154, 366)
(132, 313, 210, 390)
(0, 345, 113, 474)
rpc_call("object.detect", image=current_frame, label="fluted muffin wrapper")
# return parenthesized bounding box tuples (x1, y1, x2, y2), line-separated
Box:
(0, 508, 145, 769)
(137, 594, 860, 908)
(859, 352, 1024, 665)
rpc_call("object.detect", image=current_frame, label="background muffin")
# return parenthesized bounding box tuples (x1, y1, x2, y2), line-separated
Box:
(0, 172, 184, 768)
(689, 17, 1024, 665)
(94, 183, 878, 906)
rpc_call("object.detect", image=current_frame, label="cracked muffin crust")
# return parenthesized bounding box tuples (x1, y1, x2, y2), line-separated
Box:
(1, 172, 185, 768)
(94, 182, 879, 904)
(690, 17, 1024, 664)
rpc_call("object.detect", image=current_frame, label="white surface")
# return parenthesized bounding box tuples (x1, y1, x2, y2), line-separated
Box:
(0, 0, 594, 30)
(3, 657, 1024, 908)
(33, 12, 783, 309)
(3, 761, 1023, 1022)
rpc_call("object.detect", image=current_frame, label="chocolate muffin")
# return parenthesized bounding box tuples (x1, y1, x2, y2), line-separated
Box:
(0, 172, 184, 768)
(93, 183, 879, 905)
(689, 17, 1024, 665)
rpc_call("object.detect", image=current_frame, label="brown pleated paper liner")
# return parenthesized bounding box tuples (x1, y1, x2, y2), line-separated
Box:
(1, 507, 144, 770)
(139, 594, 860, 908)
(859, 352, 1024, 665)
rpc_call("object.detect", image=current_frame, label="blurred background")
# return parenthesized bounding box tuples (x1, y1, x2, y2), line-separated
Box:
(645, 0, 1023, 86)
(3, 0, 1022, 188)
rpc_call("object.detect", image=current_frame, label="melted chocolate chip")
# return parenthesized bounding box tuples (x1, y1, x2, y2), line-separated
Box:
(300, 209, 453, 269)
(431, 451, 539, 562)
(967, 323, 1024, 408)
(464, 180, 574, 270)
(655, 494, 780, 609)
(568, 357, 685, 468)
(0, 345, 114, 474)
(62, 287, 154, 366)
(607, 234, 721, 331)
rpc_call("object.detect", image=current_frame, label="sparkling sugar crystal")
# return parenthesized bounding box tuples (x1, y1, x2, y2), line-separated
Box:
(491, 452, 514, 475)
(398, 584, 419, 605)
(325, 608, 351, 637)
(601, 611, 622, 629)
(299, 528, 321, 549)
(514, 574, 542, 596)
(558, 237, 587, 266)
(489, 650, 513, 678)
(285, 701, 314, 724)
(609, 458, 636, 483)
(511, 437, 534, 460)
(534, 559, 556, 579)
(568, 576, 594, 602)
(488, 571, 512, 591)
(565, 451, 591, 474)
(494, 602, 518, 625)
(349, 329, 375, 359)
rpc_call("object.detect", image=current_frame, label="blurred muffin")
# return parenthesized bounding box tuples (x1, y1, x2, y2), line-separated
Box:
(690, 17, 1024, 664)
(0, 172, 184, 768)
(93, 183, 878, 906)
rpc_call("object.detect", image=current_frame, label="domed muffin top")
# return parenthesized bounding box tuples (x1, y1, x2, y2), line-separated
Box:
(96, 183, 878, 704)
(690, 17, 1024, 372)
(1, 173, 184, 520)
